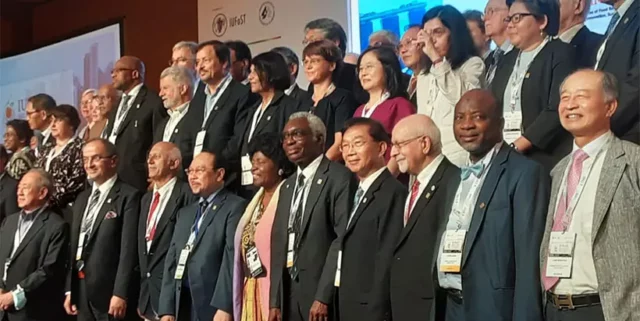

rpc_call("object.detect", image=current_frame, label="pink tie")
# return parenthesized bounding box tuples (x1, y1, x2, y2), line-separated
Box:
(404, 180, 420, 225)
(543, 149, 589, 290)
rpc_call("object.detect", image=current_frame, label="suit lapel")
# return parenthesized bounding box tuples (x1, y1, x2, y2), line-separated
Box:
(462, 145, 509, 267)
(300, 158, 330, 238)
(254, 93, 284, 136)
(345, 170, 389, 235)
(599, 1, 639, 68)
(193, 190, 228, 249)
(116, 86, 147, 137)
(88, 183, 121, 243)
(139, 192, 152, 256)
(12, 211, 48, 259)
(149, 183, 182, 253)
(205, 81, 235, 129)
(592, 138, 626, 243)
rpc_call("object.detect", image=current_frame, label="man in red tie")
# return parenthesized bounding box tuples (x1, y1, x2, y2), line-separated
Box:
(388, 114, 460, 321)
(540, 70, 640, 321)
(138, 142, 196, 321)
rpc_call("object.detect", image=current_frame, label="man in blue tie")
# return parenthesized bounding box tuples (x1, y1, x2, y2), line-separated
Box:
(435, 89, 550, 321)
(157, 151, 245, 321)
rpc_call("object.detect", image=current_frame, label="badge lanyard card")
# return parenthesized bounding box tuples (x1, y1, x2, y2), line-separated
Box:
(335, 193, 366, 286)
(245, 206, 265, 278)
(287, 179, 309, 269)
(175, 200, 216, 280)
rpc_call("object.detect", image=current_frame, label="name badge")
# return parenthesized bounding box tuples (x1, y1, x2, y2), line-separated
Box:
(194, 131, 206, 156)
(334, 250, 342, 287)
(545, 232, 576, 278)
(241, 155, 253, 186)
(440, 230, 466, 273)
(246, 246, 264, 277)
(175, 248, 190, 280)
(76, 232, 87, 261)
(503, 111, 523, 144)
(286, 233, 295, 268)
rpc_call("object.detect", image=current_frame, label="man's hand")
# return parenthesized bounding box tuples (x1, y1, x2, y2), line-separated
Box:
(0, 292, 14, 310)
(63, 294, 78, 315)
(513, 136, 533, 153)
(268, 308, 282, 321)
(160, 316, 176, 321)
(309, 300, 328, 321)
(212, 309, 232, 321)
(108, 296, 127, 319)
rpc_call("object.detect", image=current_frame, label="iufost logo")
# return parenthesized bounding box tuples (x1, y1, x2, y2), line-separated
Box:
(212, 13, 228, 37)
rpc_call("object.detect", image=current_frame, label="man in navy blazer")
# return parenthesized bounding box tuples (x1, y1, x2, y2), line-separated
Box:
(157, 151, 245, 321)
(435, 90, 549, 321)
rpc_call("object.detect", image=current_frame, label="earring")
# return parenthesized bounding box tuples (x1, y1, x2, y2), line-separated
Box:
(278, 169, 284, 176)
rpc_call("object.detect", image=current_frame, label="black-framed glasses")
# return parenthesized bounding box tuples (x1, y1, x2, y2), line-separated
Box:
(391, 135, 424, 149)
(504, 13, 536, 24)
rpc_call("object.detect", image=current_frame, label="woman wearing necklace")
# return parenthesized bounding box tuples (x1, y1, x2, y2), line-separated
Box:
(232, 133, 295, 321)
(3, 119, 36, 180)
(492, 0, 577, 171)
(301, 39, 358, 161)
(354, 46, 415, 176)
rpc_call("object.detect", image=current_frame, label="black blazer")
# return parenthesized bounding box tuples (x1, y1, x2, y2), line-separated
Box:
(67, 179, 141, 316)
(570, 25, 604, 68)
(104, 84, 167, 190)
(289, 84, 310, 102)
(492, 39, 577, 171)
(337, 169, 405, 321)
(153, 106, 194, 180)
(596, 0, 639, 143)
(137, 181, 196, 319)
(0, 174, 18, 223)
(270, 157, 357, 313)
(301, 88, 358, 151)
(390, 158, 459, 321)
(0, 208, 69, 321)
(308, 62, 369, 105)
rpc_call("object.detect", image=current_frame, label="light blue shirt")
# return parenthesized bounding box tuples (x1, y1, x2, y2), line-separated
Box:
(202, 75, 232, 129)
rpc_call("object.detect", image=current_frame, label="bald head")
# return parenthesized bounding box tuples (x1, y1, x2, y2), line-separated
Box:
(391, 114, 442, 175)
(112, 56, 146, 92)
(457, 89, 500, 118)
(119, 56, 145, 77)
(393, 114, 442, 153)
(148, 142, 182, 183)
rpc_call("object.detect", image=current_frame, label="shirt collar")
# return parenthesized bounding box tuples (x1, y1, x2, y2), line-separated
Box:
(124, 83, 144, 100)
(559, 23, 585, 43)
(42, 124, 53, 138)
(204, 74, 232, 96)
(285, 83, 297, 96)
(416, 154, 445, 185)
(572, 131, 613, 158)
(297, 155, 324, 180)
(167, 102, 190, 117)
(467, 143, 502, 167)
(21, 206, 45, 220)
(499, 39, 514, 53)
(241, 78, 250, 85)
(200, 187, 221, 205)
(154, 177, 178, 196)
(618, 0, 635, 17)
(93, 174, 118, 195)
(358, 167, 386, 192)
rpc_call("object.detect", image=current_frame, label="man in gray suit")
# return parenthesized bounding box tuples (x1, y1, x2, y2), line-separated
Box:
(540, 69, 640, 321)
(158, 151, 244, 321)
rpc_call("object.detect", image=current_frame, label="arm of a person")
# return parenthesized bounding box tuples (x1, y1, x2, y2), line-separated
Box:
(211, 201, 245, 313)
(610, 38, 639, 138)
(432, 56, 484, 104)
(512, 164, 549, 321)
(18, 221, 69, 295)
(113, 191, 141, 301)
(157, 221, 179, 317)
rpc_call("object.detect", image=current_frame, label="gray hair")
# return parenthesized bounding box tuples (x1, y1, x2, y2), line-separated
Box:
(369, 30, 400, 47)
(25, 168, 54, 200)
(82, 89, 97, 97)
(167, 144, 183, 172)
(173, 41, 198, 56)
(160, 66, 196, 95)
(289, 112, 327, 142)
(560, 69, 619, 103)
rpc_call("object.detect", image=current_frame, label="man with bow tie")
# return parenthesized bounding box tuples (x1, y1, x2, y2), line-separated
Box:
(435, 89, 549, 321)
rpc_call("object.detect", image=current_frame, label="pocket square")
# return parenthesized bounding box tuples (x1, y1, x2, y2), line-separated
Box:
(104, 211, 118, 220)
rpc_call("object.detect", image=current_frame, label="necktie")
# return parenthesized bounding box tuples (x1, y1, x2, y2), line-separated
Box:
(407, 75, 417, 97)
(460, 163, 486, 181)
(35, 132, 45, 157)
(404, 180, 420, 225)
(81, 189, 102, 235)
(347, 187, 365, 228)
(485, 48, 504, 86)
(116, 94, 132, 121)
(145, 192, 161, 242)
(193, 199, 210, 238)
(605, 11, 620, 38)
(289, 173, 306, 278)
(542, 149, 589, 290)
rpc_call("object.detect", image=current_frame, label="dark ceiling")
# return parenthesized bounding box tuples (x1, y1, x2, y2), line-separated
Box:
(1, 0, 52, 19)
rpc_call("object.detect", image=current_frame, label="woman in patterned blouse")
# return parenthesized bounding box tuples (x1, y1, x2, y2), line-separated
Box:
(3, 119, 36, 180)
(35, 104, 86, 212)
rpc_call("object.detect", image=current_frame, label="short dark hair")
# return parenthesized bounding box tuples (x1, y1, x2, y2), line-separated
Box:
(0, 145, 8, 162)
(50, 104, 81, 133)
(27, 94, 57, 113)
(248, 132, 295, 178)
(86, 138, 118, 158)
(464, 10, 486, 34)
(251, 51, 292, 91)
(507, 0, 560, 36)
(422, 5, 478, 70)
(302, 40, 344, 83)
(305, 18, 348, 56)
(271, 46, 301, 78)
(357, 46, 408, 100)
(226, 40, 252, 71)
(342, 117, 391, 144)
(197, 40, 232, 69)
(6, 119, 34, 147)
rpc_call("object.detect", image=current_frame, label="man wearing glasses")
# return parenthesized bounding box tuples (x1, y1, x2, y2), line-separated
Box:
(24, 93, 57, 158)
(398, 25, 428, 106)
(483, 0, 513, 87)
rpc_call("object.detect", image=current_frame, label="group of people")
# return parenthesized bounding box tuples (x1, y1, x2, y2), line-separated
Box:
(0, 0, 638, 320)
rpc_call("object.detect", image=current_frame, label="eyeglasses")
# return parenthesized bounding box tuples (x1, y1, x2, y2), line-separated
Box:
(185, 167, 214, 176)
(358, 64, 377, 74)
(302, 38, 322, 46)
(340, 139, 369, 152)
(391, 136, 424, 149)
(504, 13, 536, 24)
(169, 57, 193, 66)
(82, 155, 113, 164)
(484, 7, 508, 17)
(25, 110, 39, 117)
(397, 38, 417, 51)
(302, 57, 325, 66)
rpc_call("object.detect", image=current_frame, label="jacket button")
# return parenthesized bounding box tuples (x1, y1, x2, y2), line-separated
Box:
(146, 272, 151, 278)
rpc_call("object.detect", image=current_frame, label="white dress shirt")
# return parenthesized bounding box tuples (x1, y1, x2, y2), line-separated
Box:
(405, 154, 444, 215)
(83, 175, 118, 234)
(559, 23, 585, 43)
(347, 167, 386, 225)
(110, 83, 143, 140)
(553, 131, 612, 295)
(291, 155, 323, 221)
(145, 177, 178, 250)
(163, 102, 190, 142)
(285, 83, 297, 96)
(596, 0, 636, 67)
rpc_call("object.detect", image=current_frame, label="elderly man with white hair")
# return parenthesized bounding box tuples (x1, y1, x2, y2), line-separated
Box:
(78, 88, 97, 139)
(368, 30, 400, 49)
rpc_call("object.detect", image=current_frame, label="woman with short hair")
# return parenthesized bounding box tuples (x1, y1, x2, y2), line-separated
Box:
(3, 119, 35, 180)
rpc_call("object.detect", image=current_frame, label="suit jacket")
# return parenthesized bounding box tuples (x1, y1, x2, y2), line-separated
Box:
(157, 189, 245, 321)
(66, 179, 141, 316)
(270, 157, 357, 313)
(540, 137, 640, 320)
(0, 174, 19, 223)
(35, 137, 86, 209)
(444, 143, 549, 321)
(337, 169, 405, 321)
(307, 62, 368, 105)
(0, 208, 69, 321)
(300, 88, 359, 151)
(492, 39, 577, 171)
(596, 0, 640, 143)
(289, 84, 310, 102)
(153, 107, 195, 179)
(390, 158, 459, 321)
(138, 181, 197, 319)
(103, 84, 167, 190)
(570, 25, 604, 68)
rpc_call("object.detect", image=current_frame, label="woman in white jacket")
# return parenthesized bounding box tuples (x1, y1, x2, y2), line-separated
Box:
(415, 5, 486, 167)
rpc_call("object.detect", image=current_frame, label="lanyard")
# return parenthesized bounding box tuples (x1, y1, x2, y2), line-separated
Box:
(247, 98, 272, 142)
(202, 75, 232, 129)
(509, 37, 549, 112)
(361, 92, 390, 118)
(288, 177, 311, 228)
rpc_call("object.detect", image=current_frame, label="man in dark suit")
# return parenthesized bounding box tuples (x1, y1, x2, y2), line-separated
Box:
(334, 118, 404, 321)
(138, 142, 197, 321)
(155, 66, 197, 177)
(434, 90, 548, 321)
(157, 151, 244, 321)
(225, 40, 252, 85)
(596, 0, 639, 143)
(482, 0, 512, 88)
(269, 112, 356, 321)
(104, 56, 167, 191)
(24, 94, 56, 158)
(0, 169, 69, 321)
(64, 138, 141, 321)
(272, 46, 309, 102)
(0, 146, 19, 222)
(558, 0, 603, 67)
(388, 115, 460, 321)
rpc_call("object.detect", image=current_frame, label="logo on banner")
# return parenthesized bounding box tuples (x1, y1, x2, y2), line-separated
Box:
(213, 13, 228, 37)
(259, 2, 275, 25)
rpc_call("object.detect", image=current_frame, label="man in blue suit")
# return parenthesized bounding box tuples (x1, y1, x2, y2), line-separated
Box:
(435, 89, 549, 321)
(157, 151, 245, 321)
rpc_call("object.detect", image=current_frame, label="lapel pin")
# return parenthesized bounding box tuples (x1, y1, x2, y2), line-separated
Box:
(134, 120, 138, 127)
(624, 17, 629, 24)
(107, 198, 112, 204)
(136, 104, 140, 109)
(213, 205, 217, 210)
(362, 198, 367, 203)
(317, 179, 323, 184)
(426, 193, 431, 199)
(480, 202, 485, 209)
(286, 184, 290, 189)
(214, 106, 219, 110)
(525, 72, 530, 78)
(430, 185, 435, 191)
(267, 116, 271, 121)
(174, 128, 179, 133)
